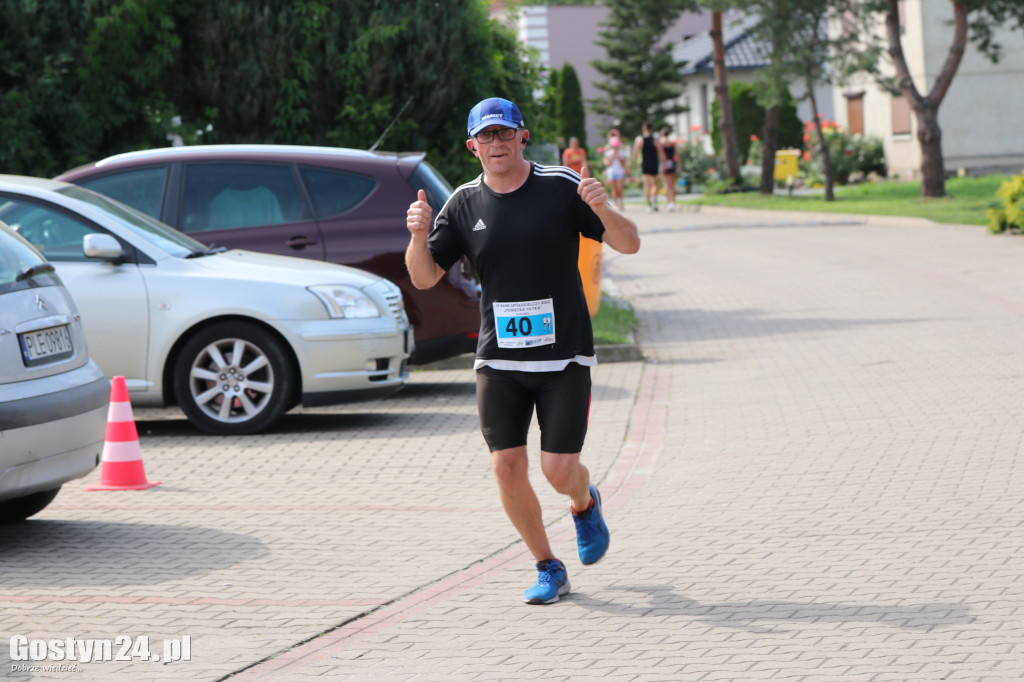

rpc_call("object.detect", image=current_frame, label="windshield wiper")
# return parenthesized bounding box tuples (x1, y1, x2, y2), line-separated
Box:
(184, 245, 228, 259)
(15, 263, 56, 282)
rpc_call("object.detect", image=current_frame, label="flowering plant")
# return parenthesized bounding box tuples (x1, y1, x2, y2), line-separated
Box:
(800, 118, 886, 185)
(748, 134, 764, 167)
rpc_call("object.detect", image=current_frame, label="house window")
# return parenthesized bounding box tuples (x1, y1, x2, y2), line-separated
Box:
(891, 94, 912, 135)
(846, 94, 864, 135)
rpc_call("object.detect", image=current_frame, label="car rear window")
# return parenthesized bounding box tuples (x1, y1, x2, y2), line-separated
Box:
(407, 160, 453, 213)
(298, 166, 377, 218)
(75, 166, 167, 219)
(182, 163, 307, 232)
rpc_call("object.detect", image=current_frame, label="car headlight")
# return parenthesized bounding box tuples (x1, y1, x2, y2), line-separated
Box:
(308, 285, 381, 319)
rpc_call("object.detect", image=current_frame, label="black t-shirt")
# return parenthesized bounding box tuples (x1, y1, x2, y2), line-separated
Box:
(428, 162, 606, 371)
(641, 134, 659, 175)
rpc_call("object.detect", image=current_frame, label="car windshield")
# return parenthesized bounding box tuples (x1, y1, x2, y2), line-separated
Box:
(0, 221, 62, 294)
(56, 185, 213, 258)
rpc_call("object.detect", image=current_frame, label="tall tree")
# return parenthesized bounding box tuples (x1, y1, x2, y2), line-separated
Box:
(741, 0, 879, 201)
(590, 0, 696, 137)
(558, 63, 587, 151)
(709, 10, 741, 184)
(864, 0, 1024, 198)
(535, 67, 562, 145)
(747, 2, 793, 194)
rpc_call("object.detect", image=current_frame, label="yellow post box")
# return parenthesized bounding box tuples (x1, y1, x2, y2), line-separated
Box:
(774, 149, 800, 182)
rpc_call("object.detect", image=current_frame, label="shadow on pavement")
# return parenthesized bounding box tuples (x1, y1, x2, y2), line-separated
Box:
(572, 584, 972, 633)
(134, 409, 479, 438)
(0, 520, 268, 587)
(392, 380, 476, 399)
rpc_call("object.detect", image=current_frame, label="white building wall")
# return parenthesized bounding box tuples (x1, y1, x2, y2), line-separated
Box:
(836, 0, 1024, 179)
(671, 70, 834, 149)
(930, 8, 1024, 173)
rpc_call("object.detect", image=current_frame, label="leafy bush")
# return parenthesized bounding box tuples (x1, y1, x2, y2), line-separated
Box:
(800, 119, 887, 185)
(677, 127, 721, 191)
(0, 1, 541, 183)
(710, 81, 804, 164)
(986, 171, 1024, 233)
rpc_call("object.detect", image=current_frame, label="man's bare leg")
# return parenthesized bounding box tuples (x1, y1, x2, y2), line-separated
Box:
(491, 446, 554, 561)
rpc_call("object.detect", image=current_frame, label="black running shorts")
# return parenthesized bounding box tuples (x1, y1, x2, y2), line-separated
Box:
(476, 363, 592, 454)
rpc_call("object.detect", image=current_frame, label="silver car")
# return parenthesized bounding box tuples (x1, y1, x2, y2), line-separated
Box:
(0, 221, 108, 521)
(0, 175, 412, 435)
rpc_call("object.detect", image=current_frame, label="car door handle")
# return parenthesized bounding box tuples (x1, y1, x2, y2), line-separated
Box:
(286, 236, 318, 250)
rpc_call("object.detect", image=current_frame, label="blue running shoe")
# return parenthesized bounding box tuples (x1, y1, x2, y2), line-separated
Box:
(524, 559, 571, 605)
(573, 485, 610, 565)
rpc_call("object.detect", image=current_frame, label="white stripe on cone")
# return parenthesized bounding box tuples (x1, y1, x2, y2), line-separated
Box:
(107, 400, 134, 423)
(100, 440, 144, 463)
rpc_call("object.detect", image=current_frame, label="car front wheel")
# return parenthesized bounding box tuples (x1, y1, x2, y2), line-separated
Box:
(173, 321, 294, 435)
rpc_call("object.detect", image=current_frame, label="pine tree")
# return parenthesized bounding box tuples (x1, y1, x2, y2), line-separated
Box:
(590, 0, 696, 137)
(534, 67, 562, 145)
(558, 63, 587, 151)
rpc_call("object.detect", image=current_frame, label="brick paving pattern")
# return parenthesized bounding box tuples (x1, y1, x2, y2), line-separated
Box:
(1, 205, 1020, 681)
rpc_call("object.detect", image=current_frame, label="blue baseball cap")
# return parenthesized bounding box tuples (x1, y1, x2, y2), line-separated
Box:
(467, 97, 525, 137)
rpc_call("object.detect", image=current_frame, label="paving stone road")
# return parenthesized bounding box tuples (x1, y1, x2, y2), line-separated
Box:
(1, 205, 1021, 681)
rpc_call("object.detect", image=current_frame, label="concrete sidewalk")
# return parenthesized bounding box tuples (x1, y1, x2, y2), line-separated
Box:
(1, 206, 1021, 681)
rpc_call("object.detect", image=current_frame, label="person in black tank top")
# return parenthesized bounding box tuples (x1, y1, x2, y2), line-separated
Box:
(633, 121, 665, 212)
(404, 97, 641, 606)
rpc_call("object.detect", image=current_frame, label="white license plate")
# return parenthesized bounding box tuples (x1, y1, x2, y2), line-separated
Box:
(19, 324, 74, 366)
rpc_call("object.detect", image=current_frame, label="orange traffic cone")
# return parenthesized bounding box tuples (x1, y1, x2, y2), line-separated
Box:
(87, 376, 160, 491)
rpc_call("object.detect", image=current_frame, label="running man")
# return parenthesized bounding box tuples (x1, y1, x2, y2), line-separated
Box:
(405, 97, 640, 604)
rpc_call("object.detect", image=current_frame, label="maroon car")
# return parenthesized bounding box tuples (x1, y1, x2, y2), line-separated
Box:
(56, 145, 480, 364)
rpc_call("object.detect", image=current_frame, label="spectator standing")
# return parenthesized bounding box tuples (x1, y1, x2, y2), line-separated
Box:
(603, 132, 627, 212)
(562, 136, 587, 174)
(633, 121, 664, 213)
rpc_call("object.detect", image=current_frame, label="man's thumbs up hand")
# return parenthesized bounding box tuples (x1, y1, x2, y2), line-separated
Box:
(406, 188, 433, 238)
(577, 163, 609, 212)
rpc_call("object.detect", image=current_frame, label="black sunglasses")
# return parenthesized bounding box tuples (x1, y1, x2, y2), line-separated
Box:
(474, 128, 519, 144)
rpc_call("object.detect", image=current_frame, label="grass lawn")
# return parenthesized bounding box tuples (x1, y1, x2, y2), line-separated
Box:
(592, 294, 638, 346)
(687, 174, 1012, 226)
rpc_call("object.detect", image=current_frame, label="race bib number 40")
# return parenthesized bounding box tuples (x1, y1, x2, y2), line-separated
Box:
(493, 298, 555, 349)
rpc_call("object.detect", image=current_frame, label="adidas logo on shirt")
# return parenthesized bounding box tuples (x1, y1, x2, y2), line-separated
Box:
(472, 219, 488, 231)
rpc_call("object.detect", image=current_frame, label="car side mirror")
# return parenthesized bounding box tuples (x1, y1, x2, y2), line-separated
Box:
(83, 233, 124, 261)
